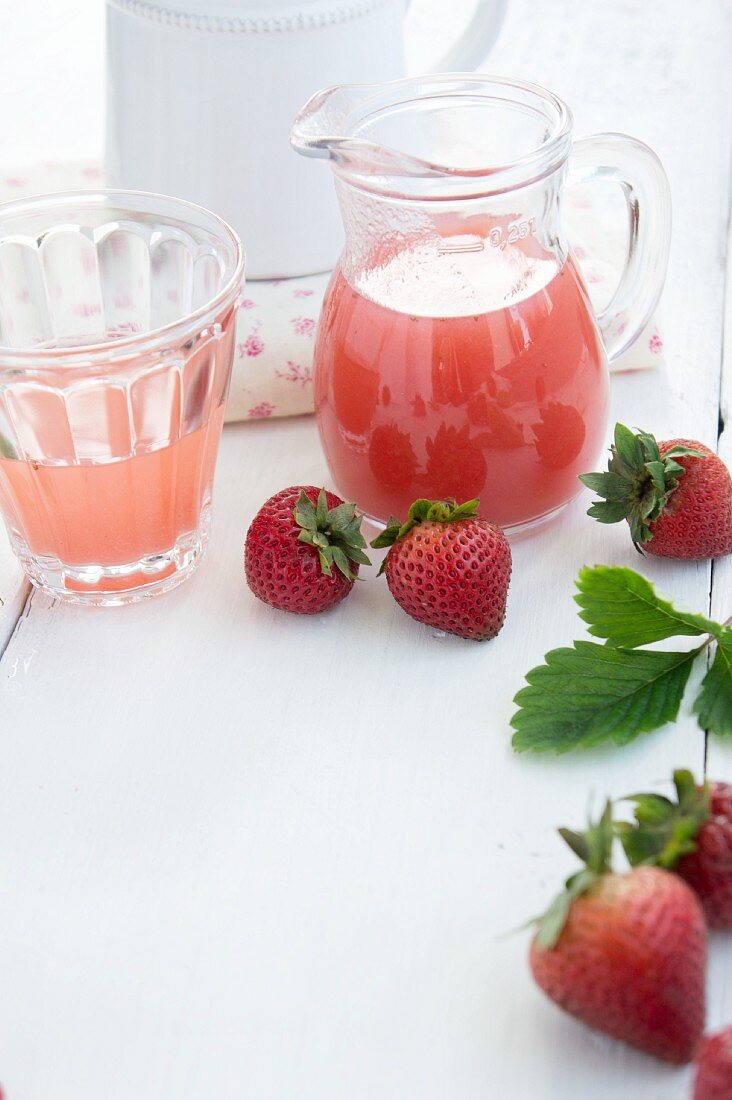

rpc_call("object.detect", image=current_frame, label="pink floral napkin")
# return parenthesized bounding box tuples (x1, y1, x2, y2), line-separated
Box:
(231, 279, 325, 421)
(0, 163, 664, 424)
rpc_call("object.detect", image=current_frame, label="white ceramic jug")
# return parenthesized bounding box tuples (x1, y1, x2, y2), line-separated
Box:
(106, 0, 508, 278)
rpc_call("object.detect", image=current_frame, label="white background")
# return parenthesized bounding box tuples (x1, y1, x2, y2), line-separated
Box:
(0, 0, 482, 164)
(0, 2, 730, 1099)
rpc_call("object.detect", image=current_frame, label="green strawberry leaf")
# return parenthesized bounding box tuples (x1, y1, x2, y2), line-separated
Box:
(294, 492, 318, 532)
(0, 433, 16, 460)
(293, 488, 370, 580)
(370, 497, 479, 550)
(557, 827, 591, 862)
(579, 471, 632, 501)
(511, 641, 700, 753)
(331, 545, 351, 579)
(371, 519, 401, 551)
(694, 629, 732, 736)
(575, 565, 721, 648)
(614, 422, 646, 469)
(345, 546, 372, 567)
(579, 423, 707, 548)
(616, 768, 709, 869)
(371, 497, 480, 575)
(586, 500, 630, 524)
(316, 488, 328, 527)
(534, 867, 596, 950)
(534, 803, 614, 949)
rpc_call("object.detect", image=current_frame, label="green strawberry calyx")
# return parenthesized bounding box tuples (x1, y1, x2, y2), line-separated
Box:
(293, 488, 371, 581)
(615, 768, 710, 870)
(534, 802, 614, 950)
(370, 497, 479, 575)
(579, 423, 706, 550)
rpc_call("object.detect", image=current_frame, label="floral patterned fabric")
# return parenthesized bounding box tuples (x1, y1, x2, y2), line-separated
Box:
(0, 163, 664, 423)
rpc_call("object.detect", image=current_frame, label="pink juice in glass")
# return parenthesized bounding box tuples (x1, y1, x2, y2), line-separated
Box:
(0, 402, 226, 594)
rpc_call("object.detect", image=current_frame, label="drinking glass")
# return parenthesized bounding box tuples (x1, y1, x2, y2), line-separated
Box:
(0, 190, 244, 605)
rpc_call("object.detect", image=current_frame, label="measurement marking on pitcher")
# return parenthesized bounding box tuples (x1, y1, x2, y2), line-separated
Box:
(489, 218, 536, 250)
(437, 220, 537, 256)
(438, 236, 486, 255)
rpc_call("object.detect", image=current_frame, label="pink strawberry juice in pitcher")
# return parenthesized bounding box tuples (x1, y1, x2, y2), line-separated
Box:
(293, 76, 671, 532)
(316, 249, 605, 530)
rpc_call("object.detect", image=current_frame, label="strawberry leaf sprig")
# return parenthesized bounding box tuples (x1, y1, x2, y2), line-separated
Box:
(511, 565, 732, 754)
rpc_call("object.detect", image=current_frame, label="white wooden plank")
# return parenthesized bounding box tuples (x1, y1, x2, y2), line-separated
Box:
(0, 538, 27, 653)
(0, 1, 728, 1098)
(0, 416, 709, 1100)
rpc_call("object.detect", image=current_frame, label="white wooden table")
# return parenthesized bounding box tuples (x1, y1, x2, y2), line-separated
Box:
(0, 2, 731, 1097)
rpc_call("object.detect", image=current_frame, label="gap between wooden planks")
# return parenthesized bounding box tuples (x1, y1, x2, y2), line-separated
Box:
(700, 152, 732, 1045)
(706, 192, 732, 770)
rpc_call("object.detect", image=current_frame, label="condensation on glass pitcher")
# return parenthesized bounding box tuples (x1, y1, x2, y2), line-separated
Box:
(354, 237, 558, 319)
(334, 174, 564, 320)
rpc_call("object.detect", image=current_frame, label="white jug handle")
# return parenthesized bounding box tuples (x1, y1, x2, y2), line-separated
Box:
(406, 0, 508, 73)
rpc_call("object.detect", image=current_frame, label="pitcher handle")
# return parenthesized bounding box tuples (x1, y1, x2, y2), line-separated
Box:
(567, 133, 671, 364)
(406, 0, 508, 72)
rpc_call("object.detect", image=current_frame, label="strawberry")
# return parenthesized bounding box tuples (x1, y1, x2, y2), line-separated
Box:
(693, 1027, 732, 1100)
(617, 769, 732, 930)
(580, 422, 732, 558)
(371, 498, 511, 641)
(244, 486, 370, 614)
(530, 803, 706, 1064)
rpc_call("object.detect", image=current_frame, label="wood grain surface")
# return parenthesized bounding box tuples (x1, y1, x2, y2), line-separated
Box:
(0, 1, 730, 1097)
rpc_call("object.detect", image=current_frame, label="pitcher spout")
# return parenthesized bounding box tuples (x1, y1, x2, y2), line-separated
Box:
(290, 84, 356, 160)
(290, 82, 434, 178)
(291, 75, 573, 198)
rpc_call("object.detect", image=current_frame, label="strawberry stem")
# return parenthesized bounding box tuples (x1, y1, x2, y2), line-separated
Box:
(370, 497, 480, 577)
(534, 802, 615, 950)
(579, 423, 706, 549)
(371, 497, 479, 550)
(615, 769, 710, 870)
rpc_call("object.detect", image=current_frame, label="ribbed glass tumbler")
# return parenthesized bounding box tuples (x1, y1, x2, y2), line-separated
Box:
(0, 191, 244, 605)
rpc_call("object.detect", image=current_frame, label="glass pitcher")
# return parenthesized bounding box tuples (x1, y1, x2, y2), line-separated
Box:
(291, 75, 671, 533)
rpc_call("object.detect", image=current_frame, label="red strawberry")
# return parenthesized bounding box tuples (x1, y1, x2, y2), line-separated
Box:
(693, 1027, 732, 1099)
(530, 803, 706, 1064)
(617, 769, 732, 929)
(244, 485, 370, 614)
(371, 498, 511, 641)
(580, 423, 732, 558)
